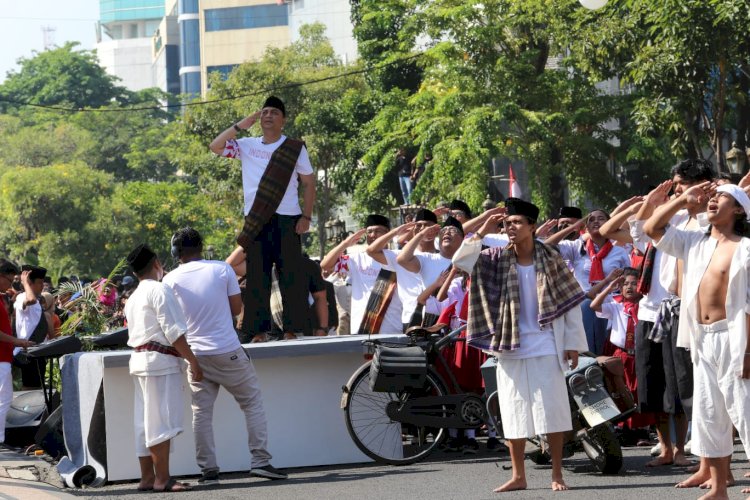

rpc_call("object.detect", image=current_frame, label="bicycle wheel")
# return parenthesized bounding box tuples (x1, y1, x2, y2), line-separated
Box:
(343, 362, 448, 465)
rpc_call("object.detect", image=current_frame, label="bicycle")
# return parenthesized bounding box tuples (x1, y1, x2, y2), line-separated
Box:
(340, 326, 500, 465)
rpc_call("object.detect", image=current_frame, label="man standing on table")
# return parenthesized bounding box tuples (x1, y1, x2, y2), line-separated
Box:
(210, 96, 315, 343)
(645, 182, 750, 500)
(453, 198, 588, 493)
(164, 227, 286, 484)
(124, 244, 203, 493)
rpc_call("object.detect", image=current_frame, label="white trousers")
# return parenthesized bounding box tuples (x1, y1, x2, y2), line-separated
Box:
(0, 362, 12, 443)
(496, 355, 572, 439)
(692, 320, 750, 458)
(133, 372, 185, 457)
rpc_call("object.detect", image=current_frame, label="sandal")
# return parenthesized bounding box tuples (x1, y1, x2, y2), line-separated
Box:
(152, 478, 191, 493)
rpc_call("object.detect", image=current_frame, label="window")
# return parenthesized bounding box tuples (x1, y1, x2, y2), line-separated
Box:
(204, 4, 289, 32)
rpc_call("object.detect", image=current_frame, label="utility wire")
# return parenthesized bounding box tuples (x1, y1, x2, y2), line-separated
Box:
(0, 53, 423, 114)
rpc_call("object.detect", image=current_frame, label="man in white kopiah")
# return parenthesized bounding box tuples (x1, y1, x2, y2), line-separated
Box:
(644, 182, 750, 500)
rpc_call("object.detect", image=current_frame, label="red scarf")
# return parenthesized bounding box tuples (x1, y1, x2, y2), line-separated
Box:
(614, 295, 638, 350)
(586, 239, 613, 284)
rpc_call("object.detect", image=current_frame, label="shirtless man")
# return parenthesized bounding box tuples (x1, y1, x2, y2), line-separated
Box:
(645, 182, 750, 500)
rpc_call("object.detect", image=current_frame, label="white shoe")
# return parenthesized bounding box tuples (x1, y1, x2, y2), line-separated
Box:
(650, 443, 661, 457)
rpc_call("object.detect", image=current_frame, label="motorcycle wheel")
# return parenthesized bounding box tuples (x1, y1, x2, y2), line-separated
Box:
(581, 424, 623, 474)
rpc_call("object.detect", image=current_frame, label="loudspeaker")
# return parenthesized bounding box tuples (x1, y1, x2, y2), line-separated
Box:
(34, 405, 66, 458)
(6, 390, 46, 428)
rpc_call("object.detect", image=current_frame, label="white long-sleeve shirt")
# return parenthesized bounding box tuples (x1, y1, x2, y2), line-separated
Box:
(125, 279, 188, 377)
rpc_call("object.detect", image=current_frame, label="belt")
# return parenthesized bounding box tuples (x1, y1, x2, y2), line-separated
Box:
(134, 341, 181, 358)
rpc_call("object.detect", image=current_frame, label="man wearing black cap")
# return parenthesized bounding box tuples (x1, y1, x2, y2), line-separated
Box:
(368, 209, 440, 330)
(449, 199, 473, 224)
(556, 206, 583, 241)
(209, 96, 315, 343)
(124, 244, 203, 492)
(14, 264, 50, 389)
(396, 215, 465, 325)
(321, 214, 403, 335)
(454, 198, 588, 493)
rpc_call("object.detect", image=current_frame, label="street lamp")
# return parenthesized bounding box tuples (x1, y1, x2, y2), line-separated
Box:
(482, 194, 496, 213)
(726, 141, 746, 175)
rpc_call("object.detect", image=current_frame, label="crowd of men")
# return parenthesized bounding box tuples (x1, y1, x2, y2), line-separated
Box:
(2, 95, 750, 498)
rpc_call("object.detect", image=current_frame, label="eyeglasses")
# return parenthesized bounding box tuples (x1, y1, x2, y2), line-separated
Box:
(439, 227, 461, 236)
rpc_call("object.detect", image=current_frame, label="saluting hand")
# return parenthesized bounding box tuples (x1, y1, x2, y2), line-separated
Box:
(236, 111, 262, 131)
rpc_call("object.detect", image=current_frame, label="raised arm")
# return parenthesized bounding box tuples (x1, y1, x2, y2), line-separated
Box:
(599, 198, 644, 244)
(20, 271, 38, 308)
(634, 180, 672, 221)
(544, 218, 585, 246)
(367, 223, 415, 265)
(417, 267, 451, 305)
(644, 181, 715, 242)
(321, 228, 366, 274)
(589, 272, 624, 311)
(461, 206, 506, 235)
(435, 266, 458, 302)
(209, 111, 260, 154)
(397, 225, 440, 272)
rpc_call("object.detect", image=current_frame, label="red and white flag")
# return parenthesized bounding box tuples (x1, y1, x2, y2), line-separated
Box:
(509, 164, 522, 198)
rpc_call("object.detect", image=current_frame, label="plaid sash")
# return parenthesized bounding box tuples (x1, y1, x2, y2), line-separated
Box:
(134, 341, 181, 357)
(636, 243, 656, 295)
(236, 138, 305, 249)
(467, 240, 585, 352)
(357, 269, 397, 335)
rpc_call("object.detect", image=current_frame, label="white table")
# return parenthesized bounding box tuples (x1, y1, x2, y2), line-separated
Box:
(58, 334, 404, 484)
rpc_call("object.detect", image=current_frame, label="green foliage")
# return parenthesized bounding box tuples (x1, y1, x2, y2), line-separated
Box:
(0, 42, 130, 110)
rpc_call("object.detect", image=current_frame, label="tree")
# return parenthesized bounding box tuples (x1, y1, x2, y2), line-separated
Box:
(0, 42, 130, 111)
(352, 0, 633, 216)
(179, 23, 378, 256)
(561, 0, 750, 169)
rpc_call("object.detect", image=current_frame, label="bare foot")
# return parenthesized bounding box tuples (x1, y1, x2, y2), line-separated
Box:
(646, 455, 674, 467)
(675, 470, 710, 488)
(699, 479, 734, 489)
(672, 451, 693, 467)
(745, 471, 750, 478)
(137, 480, 154, 492)
(696, 491, 729, 500)
(552, 480, 569, 491)
(282, 332, 297, 340)
(493, 477, 527, 493)
(687, 464, 701, 473)
(742, 486, 750, 493)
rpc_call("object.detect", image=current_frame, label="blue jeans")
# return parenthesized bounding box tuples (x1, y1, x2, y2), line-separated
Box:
(580, 298, 609, 355)
(399, 175, 412, 204)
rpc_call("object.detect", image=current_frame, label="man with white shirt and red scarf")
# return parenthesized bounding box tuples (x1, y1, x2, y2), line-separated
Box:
(124, 244, 203, 493)
(645, 182, 750, 500)
(453, 198, 588, 493)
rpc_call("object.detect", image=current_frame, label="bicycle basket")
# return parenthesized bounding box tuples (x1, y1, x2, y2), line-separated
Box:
(369, 345, 428, 392)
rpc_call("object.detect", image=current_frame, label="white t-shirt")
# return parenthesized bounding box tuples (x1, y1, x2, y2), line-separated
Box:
(383, 249, 427, 324)
(596, 300, 630, 349)
(162, 260, 242, 355)
(498, 263, 556, 359)
(223, 135, 313, 216)
(557, 238, 630, 292)
(13, 293, 43, 355)
(341, 251, 403, 334)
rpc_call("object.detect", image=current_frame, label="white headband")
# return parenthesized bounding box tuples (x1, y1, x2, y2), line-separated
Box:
(716, 184, 750, 221)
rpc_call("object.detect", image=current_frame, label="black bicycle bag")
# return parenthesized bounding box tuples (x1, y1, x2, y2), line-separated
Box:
(369, 345, 427, 392)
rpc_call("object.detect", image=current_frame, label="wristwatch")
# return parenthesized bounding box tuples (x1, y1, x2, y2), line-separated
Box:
(233, 123, 242, 133)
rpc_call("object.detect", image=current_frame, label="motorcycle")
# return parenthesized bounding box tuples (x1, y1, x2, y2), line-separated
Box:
(482, 353, 636, 474)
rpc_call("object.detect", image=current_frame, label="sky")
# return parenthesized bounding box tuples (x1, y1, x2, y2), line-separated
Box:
(0, 0, 100, 82)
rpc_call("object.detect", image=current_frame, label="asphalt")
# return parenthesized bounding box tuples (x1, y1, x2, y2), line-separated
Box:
(4, 440, 750, 500)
